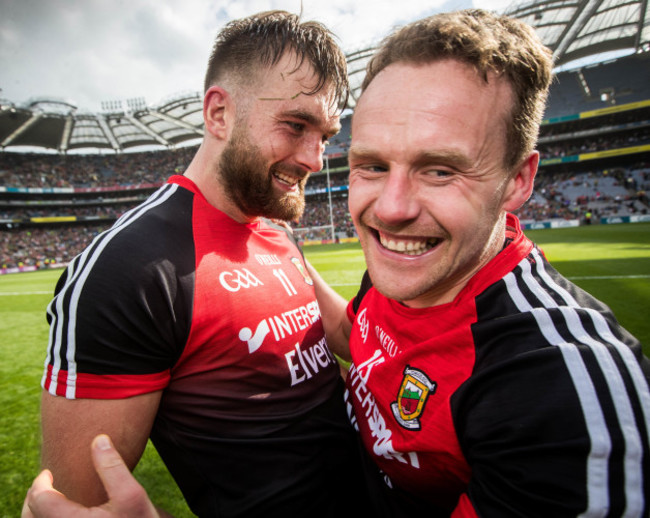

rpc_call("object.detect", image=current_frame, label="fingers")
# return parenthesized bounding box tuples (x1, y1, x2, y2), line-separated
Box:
(22, 436, 160, 518)
(271, 219, 295, 230)
(91, 435, 159, 517)
(21, 469, 51, 518)
(22, 470, 86, 518)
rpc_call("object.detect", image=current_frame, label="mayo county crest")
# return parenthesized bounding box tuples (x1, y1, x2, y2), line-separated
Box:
(291, 257, 313, 285)
(391, 366, 436, 430)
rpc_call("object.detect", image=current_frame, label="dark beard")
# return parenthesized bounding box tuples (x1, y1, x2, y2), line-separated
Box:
(218, 127, 307, 221)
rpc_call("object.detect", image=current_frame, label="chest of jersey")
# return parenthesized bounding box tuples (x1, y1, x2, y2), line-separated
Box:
(345, 290, 474, 506)
(191, 221, 330, 382)
(163, 197, 339, 428)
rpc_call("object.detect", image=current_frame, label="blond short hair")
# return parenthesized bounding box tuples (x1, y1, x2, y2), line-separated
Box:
(362, 9, 554, 169)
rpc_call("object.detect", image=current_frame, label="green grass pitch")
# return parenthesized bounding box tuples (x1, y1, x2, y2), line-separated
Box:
(1, 222, 648, 516)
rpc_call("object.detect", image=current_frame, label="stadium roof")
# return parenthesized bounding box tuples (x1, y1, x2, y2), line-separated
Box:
(2, 0, 648, 155)
(0, 93, 205, 154)
(347, 0, 650, 107)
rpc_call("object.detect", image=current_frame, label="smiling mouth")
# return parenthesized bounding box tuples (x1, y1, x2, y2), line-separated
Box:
(273, 171, 301, 188)
(378, 232, 440, 256)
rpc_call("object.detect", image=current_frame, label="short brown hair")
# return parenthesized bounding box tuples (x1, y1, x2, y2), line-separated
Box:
(204, 10, 349, 111)
(362, 9, 554, 169)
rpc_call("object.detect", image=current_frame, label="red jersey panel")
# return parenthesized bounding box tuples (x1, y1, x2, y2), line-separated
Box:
(159, 175, 340, 431)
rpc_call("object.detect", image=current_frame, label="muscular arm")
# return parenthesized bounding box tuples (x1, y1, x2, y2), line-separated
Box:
(40, 390, 162, 506)
(305, 259, 352, 361)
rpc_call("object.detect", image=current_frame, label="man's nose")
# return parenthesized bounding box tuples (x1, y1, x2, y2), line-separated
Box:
(374, 170, 421, 225)
(295, 134, 325, 173)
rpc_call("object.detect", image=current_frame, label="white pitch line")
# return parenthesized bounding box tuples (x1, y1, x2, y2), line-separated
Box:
(567, 275, 650, 280)
(0, 291, 52, 296)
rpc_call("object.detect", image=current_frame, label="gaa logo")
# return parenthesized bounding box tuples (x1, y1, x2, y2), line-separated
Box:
(219, 268, 264, 292)
(357, 308, 369, 343)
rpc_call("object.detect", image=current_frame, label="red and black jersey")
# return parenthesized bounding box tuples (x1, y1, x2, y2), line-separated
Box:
(43, 175, 367, 517)
(345, 214, 650, 517)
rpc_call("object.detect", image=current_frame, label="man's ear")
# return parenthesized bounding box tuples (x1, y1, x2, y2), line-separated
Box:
(203, 86, 233, 140)
(502, 151, 538, 212)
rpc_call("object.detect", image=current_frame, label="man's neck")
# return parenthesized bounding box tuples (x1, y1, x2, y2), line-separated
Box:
(183, 145, 257, 224)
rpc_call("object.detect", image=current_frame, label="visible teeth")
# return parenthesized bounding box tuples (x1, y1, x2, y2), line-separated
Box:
(274, 172, 298, 186)
(379, 235, 438, 256)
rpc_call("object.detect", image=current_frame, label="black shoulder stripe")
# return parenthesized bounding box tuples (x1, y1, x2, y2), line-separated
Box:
(44, 183, 180, 398)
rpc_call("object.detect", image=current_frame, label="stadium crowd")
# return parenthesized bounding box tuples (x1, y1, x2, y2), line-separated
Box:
(1, 224, 104, 270)
(515, 166, 649, 222)
(538, 127, 650, 160)
(0, 146, 196, 189)
(1, 138, 649, 270)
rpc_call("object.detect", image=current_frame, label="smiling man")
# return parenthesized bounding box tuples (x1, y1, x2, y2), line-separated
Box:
(25, 10, 367, 518)
(348, 57, 523, 308)
(341, 9, 650, 518)
(24, 9, 650, 518)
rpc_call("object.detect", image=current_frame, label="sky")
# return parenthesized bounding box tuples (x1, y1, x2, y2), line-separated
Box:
(0, 0, 514, 112)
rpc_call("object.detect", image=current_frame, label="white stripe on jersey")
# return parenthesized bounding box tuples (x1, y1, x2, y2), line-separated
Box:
(528, 248, 650, 518)
(529, 248, 650, 431)
(504, 248, 650, 518)
(43, 183, 180, 398)
(505, 273, 611, 516)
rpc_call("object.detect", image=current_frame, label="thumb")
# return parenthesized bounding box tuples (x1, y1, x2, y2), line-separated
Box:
(91, 435, 159, 517)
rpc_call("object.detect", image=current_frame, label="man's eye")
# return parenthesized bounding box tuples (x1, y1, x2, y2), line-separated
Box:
(427, 169, 452, 178)
(287, 122, 304, 132)
(353, 164, 387, 173)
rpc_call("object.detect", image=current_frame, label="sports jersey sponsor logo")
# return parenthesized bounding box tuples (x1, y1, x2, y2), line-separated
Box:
(357, 308, 369, 343)
(219, 268, 263, 292)
(346, 356, 420, 468)
(285, 337, 336, 386)
(238, 320, 272, 354)
(255, 253, 282, 265)
(374, 325, 400, 357)
(291, 257, 313, 285)
(238, 301, 322, 353)
(391, 366, 436, 431)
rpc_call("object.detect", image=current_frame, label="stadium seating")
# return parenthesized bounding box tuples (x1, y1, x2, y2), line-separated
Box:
(1, 55, 649, 272)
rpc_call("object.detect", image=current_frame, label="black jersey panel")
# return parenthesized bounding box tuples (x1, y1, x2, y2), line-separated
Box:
(48, 184, 195, 376)
(455, 249, 650, 517)
(151, 379, 370, 518)
(351, 270, 374, 315)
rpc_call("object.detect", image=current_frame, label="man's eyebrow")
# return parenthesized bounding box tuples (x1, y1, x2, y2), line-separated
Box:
(412, 150, 473, 170)
(348, 145, 379, 162)
(282, 109, 341, 136)
(349, 146, 473, 170)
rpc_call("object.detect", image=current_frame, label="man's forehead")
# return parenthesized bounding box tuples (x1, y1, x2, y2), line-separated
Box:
(259, 51, 319, 89)
(244, 50, 340, 130)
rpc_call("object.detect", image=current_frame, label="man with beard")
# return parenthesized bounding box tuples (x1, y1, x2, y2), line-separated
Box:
(28, 8, 650, 518)
(27, 10, 366, 518)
